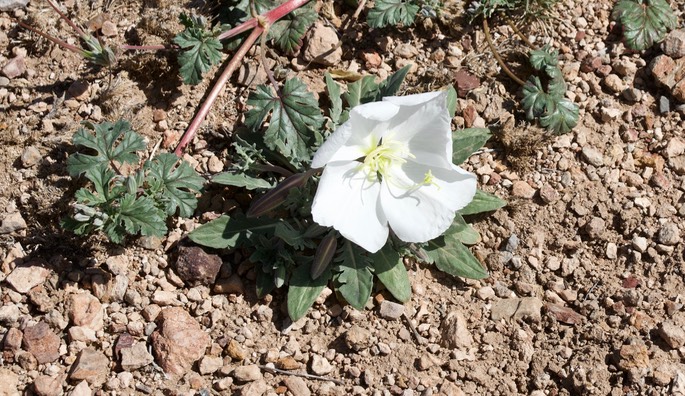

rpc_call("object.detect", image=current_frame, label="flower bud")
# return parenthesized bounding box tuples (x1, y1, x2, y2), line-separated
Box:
(246, 169, 315, 218)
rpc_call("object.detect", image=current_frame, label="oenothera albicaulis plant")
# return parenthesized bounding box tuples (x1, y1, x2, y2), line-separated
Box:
(189, 69, 505, 320)
(310, 91, 477, 253)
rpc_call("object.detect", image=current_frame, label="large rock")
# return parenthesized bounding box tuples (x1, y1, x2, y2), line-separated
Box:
(491, 297, 543, 322)
(174, 246, 222, 286)
(68, 348, 109, 387)
(22, 321, 61, 364)
(649, 55, 685, 103)
(5, 260, 50, 293)
(33, 372, 67, 396)
(150, 307, 210, 376)
(120, 342, 154, 371)
(303, 22, 342, 66)
(67, 292, 104, 331)
(662, 29, 685, 58)
(0, 368, 20, 396)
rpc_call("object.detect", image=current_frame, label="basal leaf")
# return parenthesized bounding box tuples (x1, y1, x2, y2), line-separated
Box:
(446, 85, 458, 118)
(529, 45, 558, 71)
(424, 233, 488, 280)
(212, 172, 273, 189)
(371, 243, 411, 303)
(174, 14, 223, 85)
(522, 76, 554, 120)
(288, 260, 332, 321)
(343, 75, 379, 108)
(612, 0, 677, 51)
(540, 99, 579, 135)
(245, 78, 324, 163)
(367, 0, 421, 28)
(146, 153, 204, 218)
(312, 232, 337, 280)
(115, 194, 167, 241)
(459, 189, 506, 215)
(325, 72, 343, 125)
(377, 64, 412, 99)
(188, 215, 281, 249)
(448, 214, 481, 245)
(452, 128, 491, 165)
(67, 120, 146, 177)
(334, 241, 373, 310)
(269, 5, 317, 54)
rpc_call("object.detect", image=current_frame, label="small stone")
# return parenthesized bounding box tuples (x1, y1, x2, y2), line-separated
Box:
(23, 321, 60, 364)
(309, 355, 333, 375)
(545, 303, 584, 325)
(491, 297, 543, 322)
(67, 80, 90, 101)
(417, 354, 438, 371)
(660, 96, 671, 114)
(232, 364, 263, 382)
(213, 274, 244, 294)
(379, 300, 404, 320)
(539, 184, 559, 203)
(150, 307, 210, 376)
(68, 326, 97, 342)
(476, 286, 495, 300)
(600, 107, 622, 122)
(198, 356, 223, 375)
(69, 381, 91, 396)
(276, 356, 301, 370)
(0, 212, 27, 234)
(665, 138, 685, 158)
(240, 379, 268, 396)
(0, 304, 21, 326)
(453, 70, 480, 98)
(207, 156, 224, 173)
(581, 146, 604, 167)
(584, 217, 606, 239)
(440, 381, 466, 396)
(3, 327, 22, 350)
(226, 339, 248, 360)
(175, 246, 222, 286)
(33, 372, 67, 396)
(68, 292, 104, 331)
(20, 146, 41, 168)
(1, 56, 26, 79)
(151, 290, 177, 306)
(101, 21, 117, 37)
(603, 74, 624, 93)
(662, 29, 685, 58)
(120, 342, 154, 371)
(606, 243, 618, 259)
(69, 348, 110, 387)
(0, 368, 19, 396)
(622, 88, 642, 103)
(657, 223, 679, 245)
(344, 325, 372, 351)
(511, 181, 535, 199)
(440, 311, 473, 349)
(284, 377, 311, 396)
(658, 321, 685, 349)
(631, 236, 648, 253)
(303, 22, 341, 66)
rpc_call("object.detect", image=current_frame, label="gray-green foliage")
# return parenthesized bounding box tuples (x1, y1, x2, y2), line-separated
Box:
(466, 0, 559, 21)
(190, 69, 505, 321)
(612, 0, 677, 51)
(174, 14, 224, 85)
(63, 121, 204, 243)
(521, 45, 579, 134)
(366, 0, 446, 28)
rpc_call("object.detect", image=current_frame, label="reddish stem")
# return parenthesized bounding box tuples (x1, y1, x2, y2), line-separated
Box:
(45, 0, 86, 38)
(120, 44, 170, 51)
(174, 27, 264, 157)
(18, 21, 84, 54)
(216, 0, 310, 41)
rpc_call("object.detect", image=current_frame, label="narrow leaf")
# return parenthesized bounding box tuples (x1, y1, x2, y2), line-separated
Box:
(334, 241, 373, 310)
(371, 243, 411, 302)
(212, 173, 272, 189)
(377, 64, 412, 99)
(288, 261, 332, 321)
(312, 232, 337, 280)
(247, 170, 315, 217)
(448, 214, 481, 245)
(452, 128, 491, 165)
(459, 190, 506, 215)
(425, 234, 488, 280)
(325, 73, 343, 125)
(188, 215, 280, 249)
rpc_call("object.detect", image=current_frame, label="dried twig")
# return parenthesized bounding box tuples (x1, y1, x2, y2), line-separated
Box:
(402, 312, 426, 345)
(259, 365, 344, 385)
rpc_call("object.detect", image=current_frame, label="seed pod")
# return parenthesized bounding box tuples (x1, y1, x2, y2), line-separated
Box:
(246, 169, 316, 218)
(311, 232, 337, 280)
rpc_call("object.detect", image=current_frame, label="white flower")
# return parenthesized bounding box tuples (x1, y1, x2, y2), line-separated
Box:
(310, 91, 477, 253)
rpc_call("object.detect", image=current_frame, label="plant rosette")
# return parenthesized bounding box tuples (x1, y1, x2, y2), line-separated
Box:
(310, 91, 477, 253)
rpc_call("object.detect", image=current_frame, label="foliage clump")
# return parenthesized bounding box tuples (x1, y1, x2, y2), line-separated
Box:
(612, 0, 678, 51)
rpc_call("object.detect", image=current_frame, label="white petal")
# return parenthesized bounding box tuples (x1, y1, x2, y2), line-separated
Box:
(383, 91, 443, 106)
(380, 160, 477, 243)
(384, 91, 453, 169)
(312, 101, 399, 168)
(311, 161, 389, 253)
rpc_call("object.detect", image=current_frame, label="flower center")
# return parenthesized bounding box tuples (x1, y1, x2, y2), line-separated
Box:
(362, 139, 410, 182)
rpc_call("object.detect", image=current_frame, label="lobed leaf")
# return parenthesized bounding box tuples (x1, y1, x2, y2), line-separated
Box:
(146, 153, 204, 218)
(612, 0, 677, 51)
(174, 14, 223, 85)
(108, 194, 166, 243)
(540, 99, 579, 135)
(367, 0, 421, 28)
(268, 5, 317, 54)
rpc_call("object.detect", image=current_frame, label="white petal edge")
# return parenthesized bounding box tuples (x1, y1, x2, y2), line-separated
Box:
(380, 160, 477, 243)
(383, 91, 444, 107)
(311, 160, 389, 253)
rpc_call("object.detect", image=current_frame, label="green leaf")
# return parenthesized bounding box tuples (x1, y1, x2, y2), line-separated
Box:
(275, 221, 312, 250)
(452, 128, 491, 165)
(612, 0, 677, 51)
(522, 76, 554, 121)
(212, 173, 272, 189)
(112, 194, 167, 243)
(174, 14, 223, 85)
(448, 214, 481, 245)
(547, 76, 567, 100)
(367, 0, 421, 28)
(343, 75, 379, 108)
(459, 190, 506, 215)
(67, 120, 146, 177)
(288, 261, 332, 321)
(79, 163, 118, 203)
(334, 241, 373, 310)
(529, 45, 558, 71)
(540, 99, 579, 135)
(371, 243, 411, 303)
(424, 234, 488, 280)
(146, 153, 204, 218)
(377, 64, 411, 99)
(245, 78, 325, 163)
(268, 5, 317, 54)
(188, 215, 280, 249)
(325, 73, 343, 125)
(446, 85, 458, 118)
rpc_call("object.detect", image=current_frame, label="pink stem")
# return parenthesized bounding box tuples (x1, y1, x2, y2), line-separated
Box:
(18, 21, 84, 54)
(216, 0, 311, 41)
(120, 44, 170, 51)
(174, 27, 264, 157)
(45, 0, 86, 38)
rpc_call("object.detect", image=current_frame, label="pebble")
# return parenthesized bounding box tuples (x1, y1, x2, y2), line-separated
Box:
(618, 344, 650, 370)
(101, 21, 118, 37)
(232, 364, 262, 382)
(658, 322, 685, 349)
(68, 292, 104, 331)
(581, 146, 604, 167)
(284, 376, 311, 396)
(440, 311, 473, 349)
(198, 356, 223, 375)
(3, 327, 22, 350)
(0, 368, 19, 396)
(22, 321, 60, 364)
(175, 246, 223, 286)
(344, 325, 372, 351)
(631, 236, 648, 253)
(476, 286, 495, 300)
(226, 339, 248, 360)
(33, 373, 66, 396)
(662, 29, 685, 58)
(657, 223, 679, 245)
(660, 96, 671, 114)
(0, 212, 27, 234)
(151, 290, 178, 305)
(69, 381, 91, 396)
(213, 274, 245, 294)
(68, 348, 110, 387)
(208, 156, 224, 173)
(309, 355, 333, 375)
(453, 70, 480, 98)
(511, 181, 535, 199)
(0, 304, 20, 326)
(603, 74, 623, 93)
(379, 300, 404, 320)
(240, 379, 268, 396)
(491, 297, 543, 322)
(0, 0, 29, 11)
(539, 184, 559, 203)
(1, 56, 26, 79)
(303, 22, 341, 66)
(606, 243, 618, 259)
(120, 342, 154, 371)
(68, 326, 97, 342)
(20, 146, 41, 168)
(150, 307, 210, 376)
(584, 217, 605, 239)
